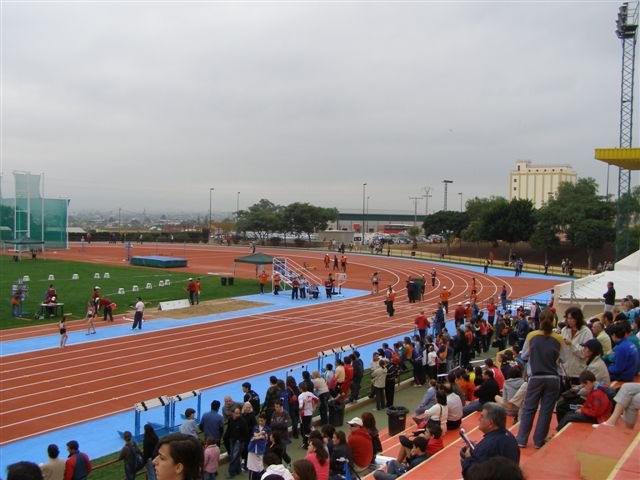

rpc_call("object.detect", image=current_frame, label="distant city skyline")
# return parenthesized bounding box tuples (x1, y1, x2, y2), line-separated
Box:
(1, 2, 637, 214)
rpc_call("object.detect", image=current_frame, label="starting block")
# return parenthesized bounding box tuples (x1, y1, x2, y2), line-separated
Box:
(159, 280, 165, 287)
(118, 288, 125, 295)
(132, 285, 139, 292)
(94, 273, 100, 279)
(48, 274, 55, 281)
(104, 273, 110, 279)
(146, 283, 152, 289)
(72, 274, 79, 280)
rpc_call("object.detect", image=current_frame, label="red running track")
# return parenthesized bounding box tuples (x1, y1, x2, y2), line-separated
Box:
(0, 245, 556, 445)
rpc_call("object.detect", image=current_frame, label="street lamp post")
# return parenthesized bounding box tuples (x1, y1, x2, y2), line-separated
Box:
(443, 180, 453, 211)
(362, 183, 367, 237)
(209, 187, 214, 240)
(236, 191, 240, 218)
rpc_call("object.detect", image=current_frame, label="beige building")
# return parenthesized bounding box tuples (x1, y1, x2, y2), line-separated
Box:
(509, 160, 577, 208)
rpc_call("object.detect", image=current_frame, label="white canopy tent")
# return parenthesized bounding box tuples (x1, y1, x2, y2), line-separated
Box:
(554, 250, 640, 317)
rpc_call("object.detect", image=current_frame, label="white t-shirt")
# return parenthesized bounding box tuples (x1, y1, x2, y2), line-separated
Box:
(135, 300, 144, 313)
(447, 393, 463, 421)
(423, 403, 449, 433)
(427, 351, 438, 367)
(298, 391, 319, 416)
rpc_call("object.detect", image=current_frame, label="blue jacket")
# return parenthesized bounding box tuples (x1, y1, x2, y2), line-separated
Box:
(608, 338, 639, 381)
(199, 411, 224, 442)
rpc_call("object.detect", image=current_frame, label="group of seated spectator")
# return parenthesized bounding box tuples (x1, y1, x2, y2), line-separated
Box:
(8, 291, 640, 480)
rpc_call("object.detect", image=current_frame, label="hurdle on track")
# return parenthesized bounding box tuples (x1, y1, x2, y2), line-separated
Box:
(131, 395, 171, 439)
(170, 390, 202, 427)
(316, 343, 357, 372)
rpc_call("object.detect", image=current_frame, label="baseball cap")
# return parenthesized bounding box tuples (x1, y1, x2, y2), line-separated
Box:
(347, 417, 363, 427)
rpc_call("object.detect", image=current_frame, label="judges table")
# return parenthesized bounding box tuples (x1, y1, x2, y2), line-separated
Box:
(40, 303, 64, 318)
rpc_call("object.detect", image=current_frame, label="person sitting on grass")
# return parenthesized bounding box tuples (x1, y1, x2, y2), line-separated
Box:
(372, 436, 429, 480)
(556, 370, 611, 431)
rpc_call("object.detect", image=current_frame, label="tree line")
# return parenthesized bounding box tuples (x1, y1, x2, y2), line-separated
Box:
(422, 178, 639, 270)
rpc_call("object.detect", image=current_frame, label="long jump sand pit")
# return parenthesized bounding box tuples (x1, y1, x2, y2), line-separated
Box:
(161, 298, 270, 319)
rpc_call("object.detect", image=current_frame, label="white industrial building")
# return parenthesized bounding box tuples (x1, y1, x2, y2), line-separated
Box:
(509, 160, 577, 208)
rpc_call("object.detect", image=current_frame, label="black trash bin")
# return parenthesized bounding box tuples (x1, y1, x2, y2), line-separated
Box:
(228, 277, 235, 286)
(386, 406, 409, 436)
(329, 401, 345, 427)
(221, 277, 227, 286)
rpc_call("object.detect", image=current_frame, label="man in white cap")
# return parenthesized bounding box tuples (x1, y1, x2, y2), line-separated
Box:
(347, 417, 373, 474)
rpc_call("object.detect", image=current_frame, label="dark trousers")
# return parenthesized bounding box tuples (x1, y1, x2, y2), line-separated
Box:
(301, 415, 312, 447)
(132, 311, 143, 329)
(557, 412, 596, 432)
(516, 375, 560, 448)
(103, 306, 113, 322)
(385, 380, 395, 407)
(374, 387, 386, 410)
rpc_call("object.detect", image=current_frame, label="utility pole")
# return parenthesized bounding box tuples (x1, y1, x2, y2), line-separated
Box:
(423, 186, 432, 216)
(409, 196, 421, 226)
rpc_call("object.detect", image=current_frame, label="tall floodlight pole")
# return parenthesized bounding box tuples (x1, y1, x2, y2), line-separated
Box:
(615, 1, 638, 260)
(442, 180, 453, 211)
(209, 187, 214, 238)
(236, 191, 240, 218)
(458, 192, 463, 212)
(362, 183, 367, 235)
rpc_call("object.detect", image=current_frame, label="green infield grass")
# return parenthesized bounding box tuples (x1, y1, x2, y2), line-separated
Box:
(0, 255, 259, 329)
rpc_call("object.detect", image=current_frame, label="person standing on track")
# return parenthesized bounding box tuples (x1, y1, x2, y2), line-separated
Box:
(86, 300, 96, 335)
(414, 310, 429, 342)
(431, 268, 437, 287)
(258, 270, 268, 294)
(440, 287, 450, 314)
(385, 286, 396, 317)
(132, 297, 144, 330)
(59, 315, 68, 349)
(371, 272, 379, 294)
(99, 297, 114, 322)
(273, 273, 281, 295)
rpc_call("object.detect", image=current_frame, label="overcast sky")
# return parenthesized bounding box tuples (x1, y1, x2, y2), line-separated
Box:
(1, 0, 637, 216)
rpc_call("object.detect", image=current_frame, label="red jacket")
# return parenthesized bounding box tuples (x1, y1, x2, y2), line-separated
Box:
(64, 451, 92, 480)
(581, 387, 611, 423)
(348, 427, 373, 469)
(414, 315, 430, 330)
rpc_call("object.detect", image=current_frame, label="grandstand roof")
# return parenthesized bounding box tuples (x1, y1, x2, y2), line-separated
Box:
(555, 250, 640, 301)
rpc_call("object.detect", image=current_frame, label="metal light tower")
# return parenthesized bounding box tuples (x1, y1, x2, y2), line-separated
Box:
(209, 187, 214, 235)
(362, 183, 367, 235)
(615, 1, 638, 260)
(442, 180, 453, 211)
